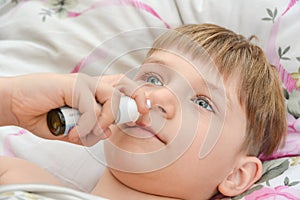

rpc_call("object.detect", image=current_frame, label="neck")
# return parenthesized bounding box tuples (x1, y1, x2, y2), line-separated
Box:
(91, 168, 179, 200)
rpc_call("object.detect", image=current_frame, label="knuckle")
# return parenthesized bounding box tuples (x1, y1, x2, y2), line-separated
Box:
(99, 113, 114, 126)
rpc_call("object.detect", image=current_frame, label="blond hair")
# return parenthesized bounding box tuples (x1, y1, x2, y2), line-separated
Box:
(147, 24, 286, 156)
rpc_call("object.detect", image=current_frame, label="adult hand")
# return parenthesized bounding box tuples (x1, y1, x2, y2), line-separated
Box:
(0, 73, 148, 146)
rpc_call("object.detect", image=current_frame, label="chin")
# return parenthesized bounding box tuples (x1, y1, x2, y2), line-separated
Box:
(108, 168, 216, 200)
(103, 138, 167, 173)
(108, 168, 168, 198)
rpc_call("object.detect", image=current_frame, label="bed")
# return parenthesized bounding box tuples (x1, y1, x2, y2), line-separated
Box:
(1, 0, 300, 199)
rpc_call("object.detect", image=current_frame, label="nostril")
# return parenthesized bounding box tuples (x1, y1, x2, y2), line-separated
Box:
(158, 105, 167, 113)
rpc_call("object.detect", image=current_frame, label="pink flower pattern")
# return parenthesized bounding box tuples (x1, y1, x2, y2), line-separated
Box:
(3, 129, 27, 157)
(245, 186, 300, 200)
(2, 0, 300, 199)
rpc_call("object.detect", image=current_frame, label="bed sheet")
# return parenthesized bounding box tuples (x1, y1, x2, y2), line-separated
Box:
(1, 0, 300, 199)
(0, 184, 107, 200)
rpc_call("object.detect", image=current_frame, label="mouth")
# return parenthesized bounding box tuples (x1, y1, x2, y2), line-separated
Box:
(123, 125, 166, 145)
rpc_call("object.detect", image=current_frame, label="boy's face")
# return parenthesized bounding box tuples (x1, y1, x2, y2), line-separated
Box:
(104, 50, 247, 199)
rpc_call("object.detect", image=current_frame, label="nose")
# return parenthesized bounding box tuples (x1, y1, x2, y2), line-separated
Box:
(136, 87, 177, 126)
(147, 87, 176, 119)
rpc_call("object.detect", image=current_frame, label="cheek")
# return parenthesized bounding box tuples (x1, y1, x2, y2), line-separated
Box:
(155, 141, 228, 198)
(181, 112, 245, 175)
(194, 111, 247, 177)
(192, 113, 218, 159)
(220, 106, 247, 153)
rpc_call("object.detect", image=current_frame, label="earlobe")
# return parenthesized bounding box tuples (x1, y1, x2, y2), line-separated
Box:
(218, 156, 262, 197)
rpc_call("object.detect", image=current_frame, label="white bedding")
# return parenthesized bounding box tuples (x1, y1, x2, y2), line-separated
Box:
(1, 0, 300, 199)
(0, 184, 107, 200)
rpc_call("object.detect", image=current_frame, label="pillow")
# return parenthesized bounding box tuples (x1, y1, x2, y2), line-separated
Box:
(234, 156, 300, 199)
(1, 0, 300, 198)
(0, 0, 179, 76)
(0, 0, 179, 192)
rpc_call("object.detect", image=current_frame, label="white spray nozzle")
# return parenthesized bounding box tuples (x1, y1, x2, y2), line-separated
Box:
(115, 96, 151, 124)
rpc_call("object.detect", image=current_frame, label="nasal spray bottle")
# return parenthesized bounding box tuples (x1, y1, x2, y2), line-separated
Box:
(47, 96, 150, 136)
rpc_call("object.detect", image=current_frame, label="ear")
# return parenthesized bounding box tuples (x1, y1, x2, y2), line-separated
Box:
(217, 156, 262, 197)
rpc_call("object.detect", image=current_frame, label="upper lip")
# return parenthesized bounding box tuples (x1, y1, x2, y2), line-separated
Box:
(125, 125, 166, 144)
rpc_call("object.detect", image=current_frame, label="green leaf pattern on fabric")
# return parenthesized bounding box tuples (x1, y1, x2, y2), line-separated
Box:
(262, 8, 277, 23)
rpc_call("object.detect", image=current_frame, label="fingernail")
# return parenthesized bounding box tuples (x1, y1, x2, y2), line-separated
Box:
(98, 132, 108, 140)
(94, 127, 104, 136)
(146, 99, 151, 109)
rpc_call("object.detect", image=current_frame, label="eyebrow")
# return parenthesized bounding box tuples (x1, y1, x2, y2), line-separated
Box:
(198, 79, 229, 112)
(144, 57, 166, 66)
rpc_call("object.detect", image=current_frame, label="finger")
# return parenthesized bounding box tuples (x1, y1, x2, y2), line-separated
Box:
(94, 79, 121, 129)
(116, 76, 149, 114)
(96, 93, 120, 132)
(70, 75, 119, 141)
(86, 128, 112, 146)
(131, 88, 149, 115)
(95, 74, 125, 86)
(68, 74, 101, 139)
(66, 129, 81, 145)
(96, 74, 149, 114)
(67, 108, 99, 141)
(93, 126, 112, 140)
(69, 127, 111, 146)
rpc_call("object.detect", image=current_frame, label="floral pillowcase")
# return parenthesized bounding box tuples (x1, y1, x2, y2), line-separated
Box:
(1, 0, 300, 199)
(236, 1, 300, 199)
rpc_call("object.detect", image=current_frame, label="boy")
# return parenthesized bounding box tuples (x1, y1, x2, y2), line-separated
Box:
(0, 24, 286, 199)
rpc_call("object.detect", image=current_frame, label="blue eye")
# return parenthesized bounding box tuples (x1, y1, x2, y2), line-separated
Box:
(144, 74, 163, 86)
(192, 97, 214, 112)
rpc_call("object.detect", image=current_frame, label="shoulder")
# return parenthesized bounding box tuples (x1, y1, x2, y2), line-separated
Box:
(0, 156, 62, 186)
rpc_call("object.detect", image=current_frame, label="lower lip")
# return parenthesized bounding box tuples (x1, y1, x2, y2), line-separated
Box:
(123, 126, 156, 139)
(121, 126, 166, 144)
